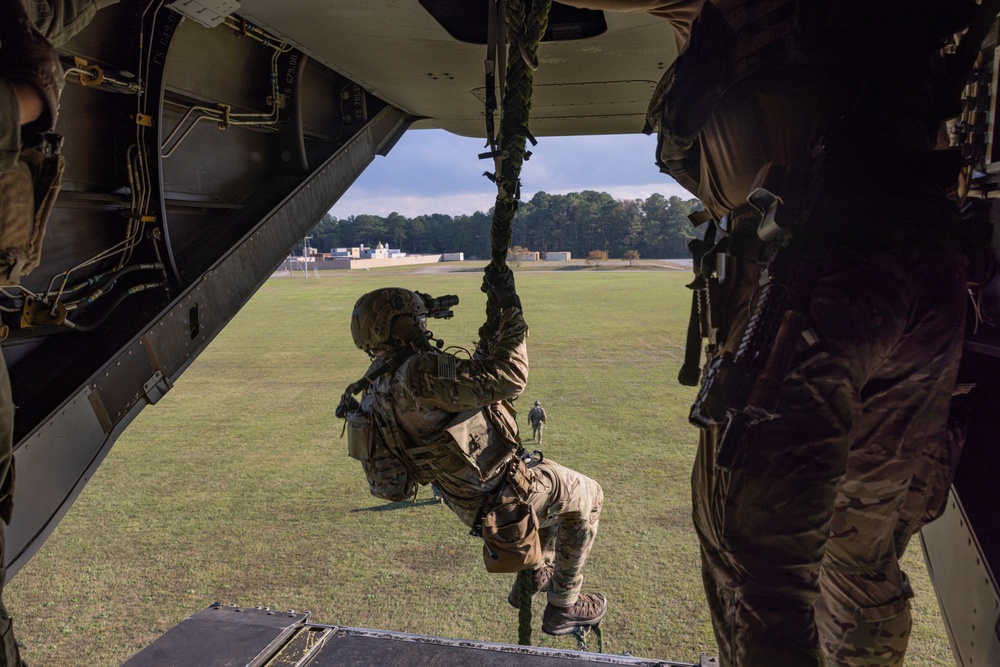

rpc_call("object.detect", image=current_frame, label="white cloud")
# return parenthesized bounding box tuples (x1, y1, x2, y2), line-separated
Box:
(330, 192, 497, 218)
(327, 130, 693, 218)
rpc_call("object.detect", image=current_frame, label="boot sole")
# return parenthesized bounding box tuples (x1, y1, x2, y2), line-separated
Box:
(541, 605, 608, 636)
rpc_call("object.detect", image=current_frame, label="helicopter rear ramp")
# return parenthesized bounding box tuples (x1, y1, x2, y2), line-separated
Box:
(120, 604, 709, 667)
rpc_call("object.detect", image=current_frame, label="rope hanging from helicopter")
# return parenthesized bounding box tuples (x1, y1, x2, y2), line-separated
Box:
(478, 0, 550, 351)
(477, 0, 605, 653)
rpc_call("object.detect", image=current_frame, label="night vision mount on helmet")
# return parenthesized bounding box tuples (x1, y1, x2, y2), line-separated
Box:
(350, 287, 459, 356)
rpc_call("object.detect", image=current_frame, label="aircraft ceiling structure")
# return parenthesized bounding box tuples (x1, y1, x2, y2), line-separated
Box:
(238, 0, 678, 137)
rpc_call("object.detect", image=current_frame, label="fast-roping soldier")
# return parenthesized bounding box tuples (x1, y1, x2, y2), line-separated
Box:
(341, 270, 607, 635)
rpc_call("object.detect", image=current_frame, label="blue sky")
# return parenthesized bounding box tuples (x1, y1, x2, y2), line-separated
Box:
(328, 129, 690, 218)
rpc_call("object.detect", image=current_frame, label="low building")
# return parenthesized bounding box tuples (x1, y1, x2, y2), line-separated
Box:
(545, 251, 571, 261)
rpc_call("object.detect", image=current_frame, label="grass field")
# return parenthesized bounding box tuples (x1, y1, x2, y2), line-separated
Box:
(6, 268, 954, 665)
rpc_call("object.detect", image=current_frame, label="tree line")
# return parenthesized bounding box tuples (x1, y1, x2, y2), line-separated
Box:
(306, 190, 702, 260)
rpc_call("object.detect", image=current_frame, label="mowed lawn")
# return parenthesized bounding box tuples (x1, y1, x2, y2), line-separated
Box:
(6, 269, 953, 666)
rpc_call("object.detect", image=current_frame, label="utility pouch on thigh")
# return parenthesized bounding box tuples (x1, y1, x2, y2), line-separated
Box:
(0, 144, 64, 286)
(473, 458, 541, 573)
(479, 490, 542, 574)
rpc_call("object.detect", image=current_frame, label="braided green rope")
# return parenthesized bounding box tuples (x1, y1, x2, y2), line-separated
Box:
(480, 0, 552, 349)
(516, 568, 533, 645)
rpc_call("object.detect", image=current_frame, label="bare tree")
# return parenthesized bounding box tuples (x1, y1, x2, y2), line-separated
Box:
(586, 250, 609, 267)
(508, 245, 530, 267)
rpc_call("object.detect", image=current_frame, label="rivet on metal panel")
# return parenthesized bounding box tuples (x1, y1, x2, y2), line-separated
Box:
(105, 372, 110, 377)
(117, 412, 121, 417)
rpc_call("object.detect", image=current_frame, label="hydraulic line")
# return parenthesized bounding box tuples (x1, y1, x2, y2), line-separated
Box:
(62, 282, 165, 332)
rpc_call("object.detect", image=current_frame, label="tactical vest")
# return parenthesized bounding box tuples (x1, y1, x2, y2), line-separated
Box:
(348, 357, 522, 498)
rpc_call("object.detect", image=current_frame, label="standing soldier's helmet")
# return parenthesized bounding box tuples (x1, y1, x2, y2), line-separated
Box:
(351, 287, 429, 355)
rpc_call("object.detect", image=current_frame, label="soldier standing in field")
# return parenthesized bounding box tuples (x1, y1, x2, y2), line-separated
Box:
(527, 400, 546, 444)
(341, 272, 607, 635)
(563, 2, 978, 665)
(0, 2, 117, 664)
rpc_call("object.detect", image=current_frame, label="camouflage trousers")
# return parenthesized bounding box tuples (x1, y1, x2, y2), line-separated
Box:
(531, 422, 543, 443)
(692, 230, 967, 667)
(528, 460, 603, 607)
(450, 459, 603, 606)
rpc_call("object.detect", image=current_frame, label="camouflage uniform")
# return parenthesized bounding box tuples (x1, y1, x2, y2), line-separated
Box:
(368, 306, 603, 607)
(563, 1, 970, 664)
(528, 404, 545, 444)
(0, 3, 115, 664)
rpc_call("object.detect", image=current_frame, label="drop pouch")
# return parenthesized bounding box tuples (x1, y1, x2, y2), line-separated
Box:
(477, 457, 542, 573)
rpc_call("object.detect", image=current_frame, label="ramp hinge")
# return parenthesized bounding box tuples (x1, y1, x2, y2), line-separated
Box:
(143, 370, 172, 405)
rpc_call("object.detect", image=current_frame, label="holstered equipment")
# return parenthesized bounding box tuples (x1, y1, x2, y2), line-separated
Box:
(0, 138, 65, 286)
(688, 164, 821, 471)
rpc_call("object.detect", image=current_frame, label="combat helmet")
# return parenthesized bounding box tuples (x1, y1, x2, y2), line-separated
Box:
(351, 287, 429, 355)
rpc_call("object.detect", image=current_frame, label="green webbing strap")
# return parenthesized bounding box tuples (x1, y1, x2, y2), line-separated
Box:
(572, 624, 604, 653)
(516, 568, 533, 645)
(479, 0, 552, 349)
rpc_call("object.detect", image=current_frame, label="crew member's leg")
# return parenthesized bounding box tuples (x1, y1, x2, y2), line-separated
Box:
(693, 243, 961, 667)
(0, 359, 23, 666)
(815, 246, 966, 667)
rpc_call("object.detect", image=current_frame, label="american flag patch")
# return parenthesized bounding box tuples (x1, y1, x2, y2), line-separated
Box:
(437, 354, 457, 380)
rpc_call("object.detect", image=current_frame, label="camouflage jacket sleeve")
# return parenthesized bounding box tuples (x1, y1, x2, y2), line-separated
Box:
(0, 80, 19, 172)
(25, 0, 118, 48)
(401, 306, 528, 411)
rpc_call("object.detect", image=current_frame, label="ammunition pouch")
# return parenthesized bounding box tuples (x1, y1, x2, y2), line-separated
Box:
(436, 400, 520, 484)
(472, 456, 542, 574)
(346, 403, 416, 503)
(345, 408, 370, 461)
(0, 141, 65, 286)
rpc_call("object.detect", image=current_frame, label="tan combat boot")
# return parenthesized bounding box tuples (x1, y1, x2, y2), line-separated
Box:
(541, 593, 608, 635)
(507, 564, 555, 607)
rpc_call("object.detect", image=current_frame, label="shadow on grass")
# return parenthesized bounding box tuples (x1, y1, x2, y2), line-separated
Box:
(351, 498, 447, 512)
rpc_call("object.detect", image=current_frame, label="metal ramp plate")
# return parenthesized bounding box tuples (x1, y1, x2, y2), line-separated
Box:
(121, 604, 309, 667)
(307, 628, 697, 667)
(120, 604, 703, 667)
